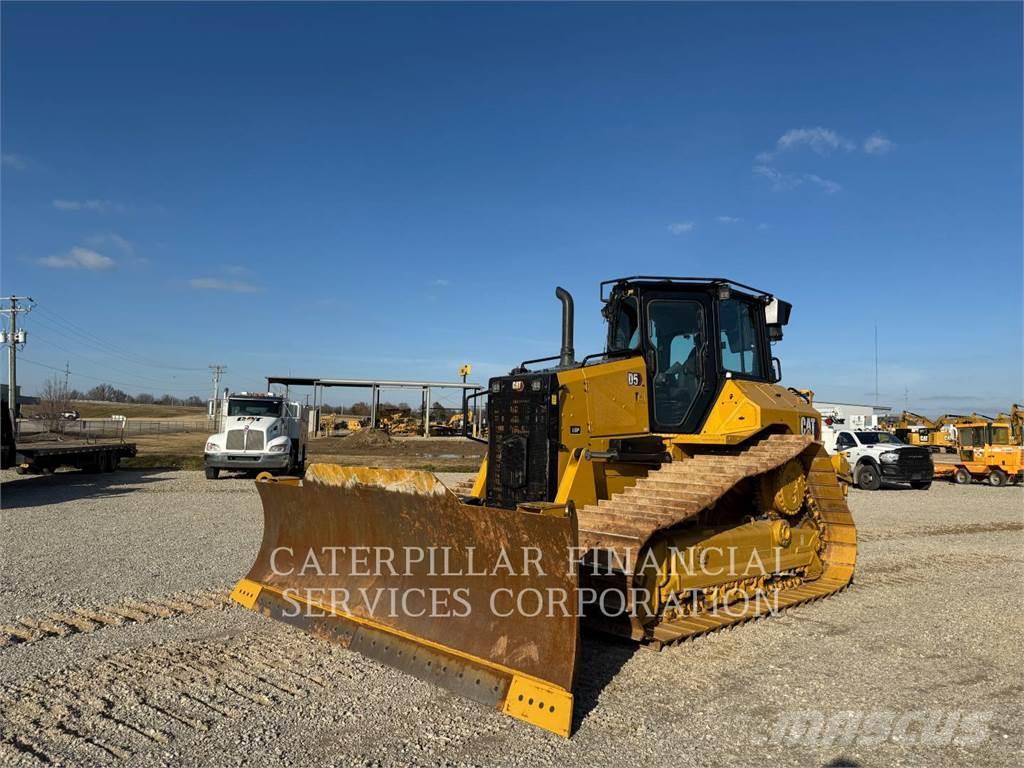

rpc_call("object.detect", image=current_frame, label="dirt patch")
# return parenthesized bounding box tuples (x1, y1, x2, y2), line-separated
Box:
(339, 429, 392, 449)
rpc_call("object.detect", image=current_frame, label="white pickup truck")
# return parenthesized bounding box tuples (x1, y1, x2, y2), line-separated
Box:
(203, 392, 308, 479)
(823, 427, 934, 491)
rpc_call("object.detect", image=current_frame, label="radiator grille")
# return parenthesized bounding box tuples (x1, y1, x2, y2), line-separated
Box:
(226, 429, 265, 451)
(896, 447, 932, 470)
(485, 372, 559, 509)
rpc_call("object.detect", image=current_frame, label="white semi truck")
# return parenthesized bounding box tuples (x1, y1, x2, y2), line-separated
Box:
(203, 392, 308, 479)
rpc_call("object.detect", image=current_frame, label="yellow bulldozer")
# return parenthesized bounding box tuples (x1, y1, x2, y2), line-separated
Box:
(379, 412, 421, 436)
(231, 277, 857, 736)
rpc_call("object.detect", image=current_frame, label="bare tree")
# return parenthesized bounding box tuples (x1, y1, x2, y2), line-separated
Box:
(39, 375, 71, 434)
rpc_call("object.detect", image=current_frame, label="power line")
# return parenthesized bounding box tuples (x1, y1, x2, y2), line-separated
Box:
(30, 331, 207, 389)
(19, 357, 205, 395)
(32, 313, 209, 377)
(33, 306, 207, 372)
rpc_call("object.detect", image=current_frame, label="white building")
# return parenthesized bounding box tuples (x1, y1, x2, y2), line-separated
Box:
(814, 401, 891, 431)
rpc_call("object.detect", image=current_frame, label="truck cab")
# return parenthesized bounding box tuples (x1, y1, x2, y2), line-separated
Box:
(203, 392, 308, 479)
(826, 428, 934, 490)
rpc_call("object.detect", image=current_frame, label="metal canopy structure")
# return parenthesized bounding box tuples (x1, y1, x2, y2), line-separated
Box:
(265, 375, 483, 437)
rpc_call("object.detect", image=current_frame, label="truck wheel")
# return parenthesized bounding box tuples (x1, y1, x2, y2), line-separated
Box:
(856, 463, 881, 491)
(910, 480, 932, 490)
(987, 469, 1008, 487)
(953, 467, 972, 485)
(205, 467, 220, 480)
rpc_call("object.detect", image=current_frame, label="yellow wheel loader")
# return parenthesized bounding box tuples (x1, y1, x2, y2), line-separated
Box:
(232, 277, 857, 737)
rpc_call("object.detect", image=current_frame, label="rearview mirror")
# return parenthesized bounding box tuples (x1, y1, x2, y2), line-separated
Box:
(770, 356, 782, 383)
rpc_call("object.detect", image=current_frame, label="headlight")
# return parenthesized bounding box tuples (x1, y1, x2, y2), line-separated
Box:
(269, 443, 289, 453)
(205, 442, 221, 452)
(879, 451, 898, 463)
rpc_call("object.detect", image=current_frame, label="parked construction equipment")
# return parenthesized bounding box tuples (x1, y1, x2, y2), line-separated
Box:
(231, 277, 856, 737)
(933, 407, 1023, 486)
(890, 411, 958, 453)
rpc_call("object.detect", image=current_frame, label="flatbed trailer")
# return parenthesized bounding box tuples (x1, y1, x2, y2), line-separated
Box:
(14, 440, 137, 475)
(2, 398, 136, 474)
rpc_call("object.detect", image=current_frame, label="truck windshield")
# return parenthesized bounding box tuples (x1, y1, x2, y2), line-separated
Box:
(228, 399, 282, 417)
(855, 432, 903, 445)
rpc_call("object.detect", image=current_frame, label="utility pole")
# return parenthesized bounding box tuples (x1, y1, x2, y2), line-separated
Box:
(873, 323, 879, 406)
(209, 364, 226, 431)
(0, 296, 35, 436)
(63, 361, 71, 392)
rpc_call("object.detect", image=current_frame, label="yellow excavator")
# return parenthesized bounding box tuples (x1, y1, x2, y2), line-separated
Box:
(231, 277, 857, 736)
(891, 411, 959, 453)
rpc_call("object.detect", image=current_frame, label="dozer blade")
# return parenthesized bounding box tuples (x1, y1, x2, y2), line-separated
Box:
(231, 465, 579, 736)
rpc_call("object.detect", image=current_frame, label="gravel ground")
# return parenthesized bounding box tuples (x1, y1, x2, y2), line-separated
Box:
(0, 468, 1021, 767)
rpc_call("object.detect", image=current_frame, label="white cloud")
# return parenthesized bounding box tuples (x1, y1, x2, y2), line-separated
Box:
(53, 199, 124, 213)
(428, 278, 450, 287)
(864, 132, 895, 155)
(804, 173, 842, 194)
(38, 246, 115, 271)
(716, 216, 742, 224)
(190, 277, 260, 293)
(777, 127, 855, 155)
(753, 165, 841, 194)
(667, 221, 695, 235)
(85, 233, 134, 255)
(756, 223, 769, 231)
(1, 153, 27, 170)
(753, 127, 891, 194)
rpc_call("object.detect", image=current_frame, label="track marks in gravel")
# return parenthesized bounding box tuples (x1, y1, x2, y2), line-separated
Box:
(858, 520, 1024, 542)
(0, 591, 231, 648)
(0, 634, 329, 765)
(856, 550, 1022, 590)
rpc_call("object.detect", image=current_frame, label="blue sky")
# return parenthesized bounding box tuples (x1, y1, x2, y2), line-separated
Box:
(2, 2, 1021, 414)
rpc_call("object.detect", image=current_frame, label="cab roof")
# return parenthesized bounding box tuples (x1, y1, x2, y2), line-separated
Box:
(600, 276, 773, 303)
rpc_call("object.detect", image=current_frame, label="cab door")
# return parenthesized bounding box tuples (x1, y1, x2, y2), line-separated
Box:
(643, 292, 716, 434)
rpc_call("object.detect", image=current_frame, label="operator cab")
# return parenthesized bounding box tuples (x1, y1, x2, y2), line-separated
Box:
(601, 277, 791, 434)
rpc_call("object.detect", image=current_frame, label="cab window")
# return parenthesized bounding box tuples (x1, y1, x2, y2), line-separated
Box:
(647, 300, 705, 427)
(609, 297, 641, 351)
(835, 432, 856, 450)
(719, 299, 764, 377)
(959, 427, 984, 447)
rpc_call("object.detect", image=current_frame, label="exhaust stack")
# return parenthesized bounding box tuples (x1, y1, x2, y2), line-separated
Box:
(555, 287, 575, 367)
